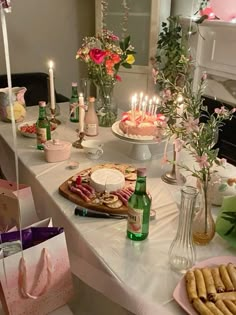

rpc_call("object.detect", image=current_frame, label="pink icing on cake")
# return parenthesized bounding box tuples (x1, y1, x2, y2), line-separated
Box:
(119, 110, 166, 139)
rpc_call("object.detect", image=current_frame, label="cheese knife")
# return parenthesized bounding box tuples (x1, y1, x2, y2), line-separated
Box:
(74, 205, 127, 219)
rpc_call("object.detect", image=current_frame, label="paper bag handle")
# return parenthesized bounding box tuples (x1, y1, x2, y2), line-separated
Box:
(18, 248, 52, 299)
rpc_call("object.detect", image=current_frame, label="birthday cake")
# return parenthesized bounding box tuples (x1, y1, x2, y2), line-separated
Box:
(119, 110, 166, 140)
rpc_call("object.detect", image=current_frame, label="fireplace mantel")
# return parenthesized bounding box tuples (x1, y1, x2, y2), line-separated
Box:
(182, 18, 236, 106)
(184, 18, 236, 165)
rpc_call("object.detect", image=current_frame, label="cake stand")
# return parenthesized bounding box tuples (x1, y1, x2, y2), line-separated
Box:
(111, 121, 158, 161)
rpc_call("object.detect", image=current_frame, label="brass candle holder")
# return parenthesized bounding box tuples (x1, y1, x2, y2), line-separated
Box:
(161, 146, 186, 185)
(72, 130, 85, 149)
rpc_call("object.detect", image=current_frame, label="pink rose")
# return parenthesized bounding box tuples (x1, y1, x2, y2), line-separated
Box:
(89, 48, 106, 64)
(115, 75, 122, 82)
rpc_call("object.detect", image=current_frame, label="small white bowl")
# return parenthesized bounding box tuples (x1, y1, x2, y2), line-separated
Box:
(82, 140, 104, 160)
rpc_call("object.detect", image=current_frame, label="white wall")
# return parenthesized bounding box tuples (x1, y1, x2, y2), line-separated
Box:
(171, 0, 201, 17)
(0, 0, 95, 98)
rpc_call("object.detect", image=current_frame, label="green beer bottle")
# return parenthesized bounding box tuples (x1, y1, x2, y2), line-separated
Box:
(127, 168, 151, 241)
(36, 101, 51, 150)
(69, 82, 79, 122)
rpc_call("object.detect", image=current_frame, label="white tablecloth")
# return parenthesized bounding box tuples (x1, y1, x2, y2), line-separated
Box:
(0, 104, 235, 315)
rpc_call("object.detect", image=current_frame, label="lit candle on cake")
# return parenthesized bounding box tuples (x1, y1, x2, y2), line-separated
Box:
(138, 92, 143, 111)
(79, 93, 85, 133)
(48, 60, 56, 110)
(148, 99, 152, 114)
(142, 101, 147, 121)
(131, 95, 136, 121)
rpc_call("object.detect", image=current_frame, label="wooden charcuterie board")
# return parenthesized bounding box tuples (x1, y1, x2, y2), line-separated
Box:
(59, 163, 137, 214)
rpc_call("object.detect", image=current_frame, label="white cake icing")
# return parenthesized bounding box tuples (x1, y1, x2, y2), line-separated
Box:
(90, 168, 125, 193)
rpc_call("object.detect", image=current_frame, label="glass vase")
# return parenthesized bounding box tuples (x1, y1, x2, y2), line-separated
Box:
(192, 179, 216, 245)
(96, 82, 117, 127)
(168, 186, 198, 273)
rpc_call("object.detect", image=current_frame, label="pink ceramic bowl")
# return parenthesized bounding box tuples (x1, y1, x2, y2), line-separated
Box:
(44, 139, 72, 163)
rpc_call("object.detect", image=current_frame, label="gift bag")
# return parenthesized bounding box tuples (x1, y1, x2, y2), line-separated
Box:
(0, 218, 74, 315)
(0, 179, 38, 231)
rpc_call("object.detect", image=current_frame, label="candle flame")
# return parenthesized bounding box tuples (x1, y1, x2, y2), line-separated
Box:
(48, 60, 54, 69)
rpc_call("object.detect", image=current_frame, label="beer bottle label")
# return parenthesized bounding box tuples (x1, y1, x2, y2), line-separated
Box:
(70, 103, 78, 119)
(127, 208, 143, 234)
(37, 128, 47, 145)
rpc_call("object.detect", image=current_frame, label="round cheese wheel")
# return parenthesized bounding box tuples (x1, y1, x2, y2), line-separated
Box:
(90, 168, 125, 193)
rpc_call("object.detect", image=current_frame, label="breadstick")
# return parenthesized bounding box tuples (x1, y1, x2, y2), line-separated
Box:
(202, 267, 217, 301)
(193, 298, 214, 315)
(211, 267, 226, 293)
(217, 292, 236, 301)
(206, 301, 224, 315)
(227, 263, 236, 290)
(219, 265, 235, 291)
(216, 300, 234, 315)
(185, 270, 198, 303)
(224, 300, 236, 315)
(194, 268, 207, 302)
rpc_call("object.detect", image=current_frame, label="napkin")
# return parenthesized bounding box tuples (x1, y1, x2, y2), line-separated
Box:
(216, 194, 236, 248)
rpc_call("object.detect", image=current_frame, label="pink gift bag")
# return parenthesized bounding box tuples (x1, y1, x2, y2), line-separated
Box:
(0, 218, 74, 315)
(0, 179, 38, 231)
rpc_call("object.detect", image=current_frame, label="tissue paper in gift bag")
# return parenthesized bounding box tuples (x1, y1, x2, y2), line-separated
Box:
(0, 218, 74, 315)
(216, 195, 236, 248)
(0, 179, 38, 231)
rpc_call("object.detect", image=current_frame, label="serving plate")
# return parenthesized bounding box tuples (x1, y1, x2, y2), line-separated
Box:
(111, 121, 158, 143)
(18, 120, 57, 138)
(173, 256, 236, 315)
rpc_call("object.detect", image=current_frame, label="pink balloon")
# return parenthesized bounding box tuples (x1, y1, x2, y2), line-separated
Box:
(210, 0, 236, 21)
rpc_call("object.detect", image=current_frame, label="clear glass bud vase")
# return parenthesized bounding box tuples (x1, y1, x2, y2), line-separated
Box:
(192, 179, 215, 245)
(169, 186, 198, 273)
(96, 82, 117, 127)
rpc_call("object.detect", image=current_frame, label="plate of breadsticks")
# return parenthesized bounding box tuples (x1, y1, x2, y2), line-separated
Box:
(173, 256, 236, 315)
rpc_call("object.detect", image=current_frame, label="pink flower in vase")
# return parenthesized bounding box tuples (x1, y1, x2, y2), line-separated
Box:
(195, 154, 210, 169)
(214, 106, 228, 115)
(174, 138, 185, 152)
(184, 117, 199, 133)
(89, 48, 106, 64)
(219, 158, 227, 166)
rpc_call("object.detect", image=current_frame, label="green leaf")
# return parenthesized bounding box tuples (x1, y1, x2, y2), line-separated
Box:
(225, 225, 236, 236)
(124, 36, 131, 50)
(119, 41, 124, 51)
(219, 184, 228, 192)
(122, 63, 132, 69)
(221, 216, 236, 224)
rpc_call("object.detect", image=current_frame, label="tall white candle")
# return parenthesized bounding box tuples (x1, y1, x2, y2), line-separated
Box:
(138, 92, 143, 112)
(131, 95, 136, 121)
(48, 60, 56, 110)
(79, 93, 85, 132)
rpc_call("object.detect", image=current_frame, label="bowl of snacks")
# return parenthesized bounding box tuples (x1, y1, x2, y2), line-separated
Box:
(18, 120, 57, 138)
